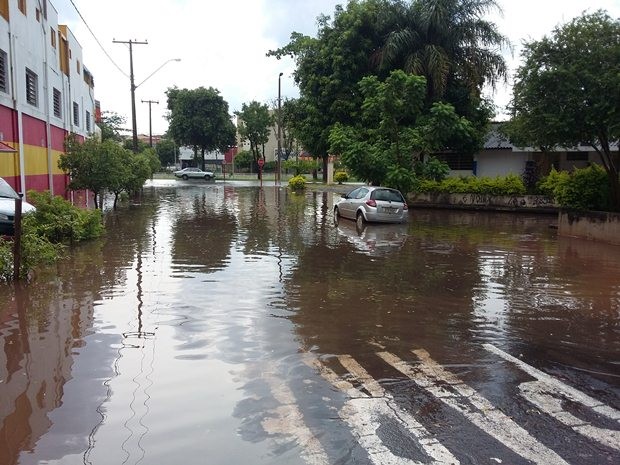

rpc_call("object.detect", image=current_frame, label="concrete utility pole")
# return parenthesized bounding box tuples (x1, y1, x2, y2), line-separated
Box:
(141, 99, 159, 147)
(277, 72, 283, 184)
(113, 39, 148, 152)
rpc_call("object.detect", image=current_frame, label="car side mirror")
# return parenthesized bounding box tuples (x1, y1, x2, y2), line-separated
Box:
(341, 194, 348, 199)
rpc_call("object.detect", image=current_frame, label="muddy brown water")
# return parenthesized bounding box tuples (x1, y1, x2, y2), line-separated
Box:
(1, 180, 618, 465)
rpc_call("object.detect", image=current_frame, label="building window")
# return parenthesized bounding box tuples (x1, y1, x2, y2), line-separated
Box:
(566, 152, 588, 162)
(18, 0, 26, 15)
(53, 88, 61, 118)
(76, 59, 81, 75)
(25, 68, 38, 106)
(73, 102, 79, 126)
(86, 111, 91, 132)
(36, 8, 41, 22)
(436, 152, 474, 171)
(51, 27, 56, 48)
(0, 49, 8, 94)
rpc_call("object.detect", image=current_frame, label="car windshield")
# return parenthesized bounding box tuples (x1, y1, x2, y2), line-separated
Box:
(371, 189, 403, 202)
(0, 177, 19, 199)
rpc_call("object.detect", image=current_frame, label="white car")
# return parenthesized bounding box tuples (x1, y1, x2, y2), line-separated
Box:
(0, 177, 36, 235)
(174, 167, 215, 181)
(334, 186, 408, 228)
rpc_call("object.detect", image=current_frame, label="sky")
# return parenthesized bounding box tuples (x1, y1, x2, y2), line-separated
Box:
(50, 0, 620, 137)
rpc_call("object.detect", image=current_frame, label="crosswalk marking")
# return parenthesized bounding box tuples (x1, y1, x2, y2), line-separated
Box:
(378, 350, 570, 465)
(306, 357, 461, 464)
(261, 370, 330, 465)
(484, 343, 620, 451)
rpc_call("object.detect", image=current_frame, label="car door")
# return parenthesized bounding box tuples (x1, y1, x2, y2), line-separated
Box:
(340, 188, 360, 219)
(350, 188, 368, 217)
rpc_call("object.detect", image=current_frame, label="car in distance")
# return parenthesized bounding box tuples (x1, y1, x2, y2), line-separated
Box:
(334, 186, 408, 228)
(174, 167, 215, 181)
(0, 177, 36, 235)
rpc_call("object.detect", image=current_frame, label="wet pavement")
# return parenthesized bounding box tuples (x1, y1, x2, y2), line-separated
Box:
(0, 179, 618, 465)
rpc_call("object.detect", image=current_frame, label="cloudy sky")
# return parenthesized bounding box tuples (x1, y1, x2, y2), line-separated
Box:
(50, 0, 619, 136)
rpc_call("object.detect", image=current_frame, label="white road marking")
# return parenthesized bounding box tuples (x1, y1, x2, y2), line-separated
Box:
(484, 343, 620, 451)
(378, 350, 570, 465)
(307, 357, 460, 465)
(261, 370, 330, 465)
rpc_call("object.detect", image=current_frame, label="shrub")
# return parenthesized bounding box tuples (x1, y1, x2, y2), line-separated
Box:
(539, 165, 610, 211)
(0, 228, 63, 282)
(419, 156, 450, 182)
(415, 175, 526, 196)
(288, 175, 306, 191)
(25, 191, 104, 243)
(334, 171, 349, 184)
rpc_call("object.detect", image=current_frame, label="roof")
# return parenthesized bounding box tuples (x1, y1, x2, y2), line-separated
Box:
(483, 123, 514, 150)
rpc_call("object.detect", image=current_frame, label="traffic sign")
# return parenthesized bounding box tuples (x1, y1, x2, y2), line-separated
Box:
(258, 158, 265, 168)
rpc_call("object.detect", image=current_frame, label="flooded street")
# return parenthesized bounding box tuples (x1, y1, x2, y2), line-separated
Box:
(1, 180, 619, 465)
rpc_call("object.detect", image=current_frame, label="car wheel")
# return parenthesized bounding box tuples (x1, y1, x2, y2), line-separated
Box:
(204, 174, 211, 181)
(182, 174, 188, 180)
(356, 211, 366, 229)
(333, 207, 340, 225)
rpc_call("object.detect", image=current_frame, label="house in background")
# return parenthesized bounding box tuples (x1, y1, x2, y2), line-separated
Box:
(435, 123, 614, 179)
(0, 0, 96, 202)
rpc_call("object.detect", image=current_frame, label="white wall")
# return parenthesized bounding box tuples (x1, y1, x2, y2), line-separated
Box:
(476, 150, 529, 177)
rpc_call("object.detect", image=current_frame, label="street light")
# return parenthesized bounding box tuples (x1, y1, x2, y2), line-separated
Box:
(277, 72, 283, 183)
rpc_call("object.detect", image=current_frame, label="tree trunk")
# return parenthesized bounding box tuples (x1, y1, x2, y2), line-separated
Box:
(322, 155, 328, 183)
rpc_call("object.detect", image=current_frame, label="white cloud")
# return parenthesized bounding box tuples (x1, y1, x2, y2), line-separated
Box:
(52, 0, 619, 134)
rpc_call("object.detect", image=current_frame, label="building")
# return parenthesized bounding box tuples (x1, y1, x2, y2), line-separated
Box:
(0, 0, 96, 200)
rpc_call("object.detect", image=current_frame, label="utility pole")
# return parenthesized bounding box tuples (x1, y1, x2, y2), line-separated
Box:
(141, 99, 159, 147)
(277, 72, 283, 184)
(113, 39, 148, 152)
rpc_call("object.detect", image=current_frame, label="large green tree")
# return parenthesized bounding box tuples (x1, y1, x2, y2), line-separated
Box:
(155, 138, 179, 167)
(329, 70, 476, 193)
(166, 86, 236, 171)
(507, 11, 620, 210)
(97, 111, 127, 142)
(235, 101, 273, 173)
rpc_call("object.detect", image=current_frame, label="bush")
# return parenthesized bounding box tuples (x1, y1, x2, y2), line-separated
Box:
(0, 227, 63, 282)
(288, 175, 306, 191)
(25, 191, 104, 243)
(539, 165, 610, 211)
(334, 171, 349, 184)
(416, 175, 526, 196)
(417, 156, 450, 182)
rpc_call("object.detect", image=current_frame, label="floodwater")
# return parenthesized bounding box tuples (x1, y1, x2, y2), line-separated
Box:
(1, 180, 619, 465)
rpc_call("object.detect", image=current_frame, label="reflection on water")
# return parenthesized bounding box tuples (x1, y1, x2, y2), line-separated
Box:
(0, 181, 618, 464)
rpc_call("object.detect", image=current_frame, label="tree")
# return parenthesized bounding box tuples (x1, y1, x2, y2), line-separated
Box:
(60, 136, 131, 209)
(379, 0, 508, 100)
(506, 11, 620, 210)
(235, 101, 273, 175)
(166, 86, 236, 171)
(155, 138, 179, 167)
(271, 97, 301, 161)
(269, 1, 394, 182)
(97, 111, 127, 142)
(329, 70, 476, 193)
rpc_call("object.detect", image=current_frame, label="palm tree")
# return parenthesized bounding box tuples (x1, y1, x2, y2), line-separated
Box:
(380, 0, 509, 100)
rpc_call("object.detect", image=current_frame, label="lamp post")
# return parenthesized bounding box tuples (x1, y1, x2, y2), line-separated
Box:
(277, 72, 283, 184)
(141, 99, 159, 147)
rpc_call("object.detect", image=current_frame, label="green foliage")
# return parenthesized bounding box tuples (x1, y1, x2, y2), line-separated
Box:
(507, 10, 620, 209)
(334, 171, 349, 184)
(417, 175, 526, 196)
(155, 138, 179, 167)
(288, 175, 306, 191)
(416, 156, 450, 182)
(24, 191, 104, 243)
(283, 159, 319, 176)
(539, 166, 610, 211)
(97, 111, 126, 142)
(384, 166, 418, 194)
(233, 150, 253, 169)
(166, 86, 236, 170)
(236, 101, 273, 165)
(0, 230, 63, 281)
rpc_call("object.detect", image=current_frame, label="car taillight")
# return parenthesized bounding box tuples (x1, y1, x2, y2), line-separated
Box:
(366, 199, 377, 207)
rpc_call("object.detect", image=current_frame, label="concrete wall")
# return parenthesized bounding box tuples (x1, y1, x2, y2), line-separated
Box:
(558, 210, 620, 246)
(408, 192, 558, 213)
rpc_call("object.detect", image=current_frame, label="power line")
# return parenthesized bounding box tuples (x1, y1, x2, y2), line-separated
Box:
(68, 0, 129, 78)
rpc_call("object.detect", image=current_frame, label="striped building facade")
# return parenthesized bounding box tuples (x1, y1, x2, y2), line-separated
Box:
(0, 0, 95, 201)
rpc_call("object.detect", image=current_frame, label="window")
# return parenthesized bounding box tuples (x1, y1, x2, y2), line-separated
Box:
(76, 59, 81, 75)
(25, 68, 38, 106)
(0, 49, 8, 94)
(18, 0, 26, 15)
(50, 28, 56, 49)
(36, 8, 41, 22)
(53, 88, 61, 118)
(436, 152, 474, 171)
(566, 152, 588, 162)
(86, 110, 91, 131)
(73, 102, 79, 126)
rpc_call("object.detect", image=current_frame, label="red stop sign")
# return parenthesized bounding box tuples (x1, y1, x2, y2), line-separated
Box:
(258, 158, 265, 168)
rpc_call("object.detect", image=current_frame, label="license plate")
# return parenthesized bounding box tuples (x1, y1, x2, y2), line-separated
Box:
(382, 206, 397, 213)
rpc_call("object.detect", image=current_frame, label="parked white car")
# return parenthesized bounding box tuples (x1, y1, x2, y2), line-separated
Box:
(0, 177, 36, 235)
(174, 167, 215, 181)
